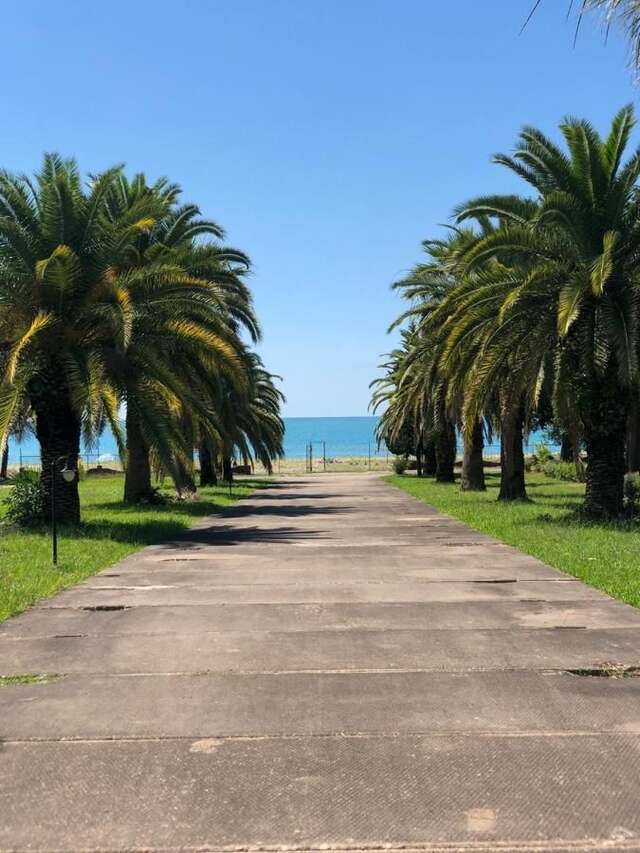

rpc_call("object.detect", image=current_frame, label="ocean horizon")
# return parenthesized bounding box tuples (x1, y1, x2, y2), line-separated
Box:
(7, 415, 558, 465)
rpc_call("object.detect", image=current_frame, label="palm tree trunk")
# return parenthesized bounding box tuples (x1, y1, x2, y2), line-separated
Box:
(435, 419, 456, 483)
(626, 397, 640, 473)
(124, 407, 154, 504)
(199, 439, 217, 486)
(424, 439, 437, 475)
(560, 433, 573, 463)
(415, 438, 423, 478)
(584, 425, 626, 517)
(33, 394, 81, 524)
(0, 443, 8, 479)
(222, 456, 233, 483)
(461, 419, 485, 491)
(581, 371, 628, 518)
(499, 404, 527, 501)
(173, 451, 197, 496)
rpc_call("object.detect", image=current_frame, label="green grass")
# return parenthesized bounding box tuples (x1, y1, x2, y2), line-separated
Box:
(0, 673, 60, 687)
(0, 475, 267, 623)
(388, 471, 640, 608)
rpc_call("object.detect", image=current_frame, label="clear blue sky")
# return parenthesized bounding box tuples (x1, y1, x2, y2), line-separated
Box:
(2, 1, 634, 415)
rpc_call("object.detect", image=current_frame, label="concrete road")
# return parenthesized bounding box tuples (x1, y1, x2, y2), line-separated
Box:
(1, 473, 640, 852)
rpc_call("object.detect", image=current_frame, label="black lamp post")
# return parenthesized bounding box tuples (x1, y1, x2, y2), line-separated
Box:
(51, 456, 77, 566)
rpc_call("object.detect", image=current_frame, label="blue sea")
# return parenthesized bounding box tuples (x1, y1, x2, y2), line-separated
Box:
(7, 416, 558, 464)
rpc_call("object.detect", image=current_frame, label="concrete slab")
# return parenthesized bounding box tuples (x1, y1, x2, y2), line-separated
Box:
(3, 670, 640, 740)
(2, 735, 640, 850)
(37, 577, 607, 608)
(76, 562, 565, 586)
(2, 626, 640, 675)
(3, 599, 639, 640)
(125, 546, 553, 573)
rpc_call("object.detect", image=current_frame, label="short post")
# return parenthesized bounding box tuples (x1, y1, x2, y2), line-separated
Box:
(51, 460, 58, 566)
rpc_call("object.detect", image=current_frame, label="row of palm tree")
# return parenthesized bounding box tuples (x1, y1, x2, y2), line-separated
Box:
(0, 156, 284, 523)
(372, 105, 640, 518)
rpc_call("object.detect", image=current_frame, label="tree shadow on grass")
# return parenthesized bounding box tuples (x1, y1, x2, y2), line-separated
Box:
(57, 479, 339, 547)
(85, 479, 269, 516)
(63, 518, 195, 547)
(511, 506, 640, 535)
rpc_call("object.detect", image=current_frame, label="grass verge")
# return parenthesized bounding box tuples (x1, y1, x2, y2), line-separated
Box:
(0, 475, 267, 622)
(387, 471, 640, 608)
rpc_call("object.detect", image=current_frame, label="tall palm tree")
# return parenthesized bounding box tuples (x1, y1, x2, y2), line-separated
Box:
(456, 105, 640, 517)
(102, 175, 258, 503)
(371, 334, 430, 473)
(0, 155, 161, 522)
(204, 351, 284, 481)
(385, 233, 475, 484)
(433, 257, 555, 501)
(384, 229, 497, 490)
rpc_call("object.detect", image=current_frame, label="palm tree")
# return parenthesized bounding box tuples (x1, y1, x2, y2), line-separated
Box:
(0, 155, 161, 522)
(102, 175, 258, 503)
(371, 335, 430, 474)
(433, 259, 554, 501)
(385, 234, 473, 484)
(203, 351, 284, 481)
(456, 105, 640, 517)
(383, 229, 497, 490)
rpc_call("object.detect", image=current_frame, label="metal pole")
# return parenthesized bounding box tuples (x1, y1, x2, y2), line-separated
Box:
(323, 441, 326, 472)
(51, 461, 58, 566)
(368, 442, 371, 470)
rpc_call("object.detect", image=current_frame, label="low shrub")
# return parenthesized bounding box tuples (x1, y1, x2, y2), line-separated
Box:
(540, 460, 583, 482)
(393, 455, 408, 475)
(8, 469, 40, 486)
(624, 473, 640, 515)
(3, 470, 44, 526)
(534, 442, 554, 465)
(528, 443, 559, 471)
